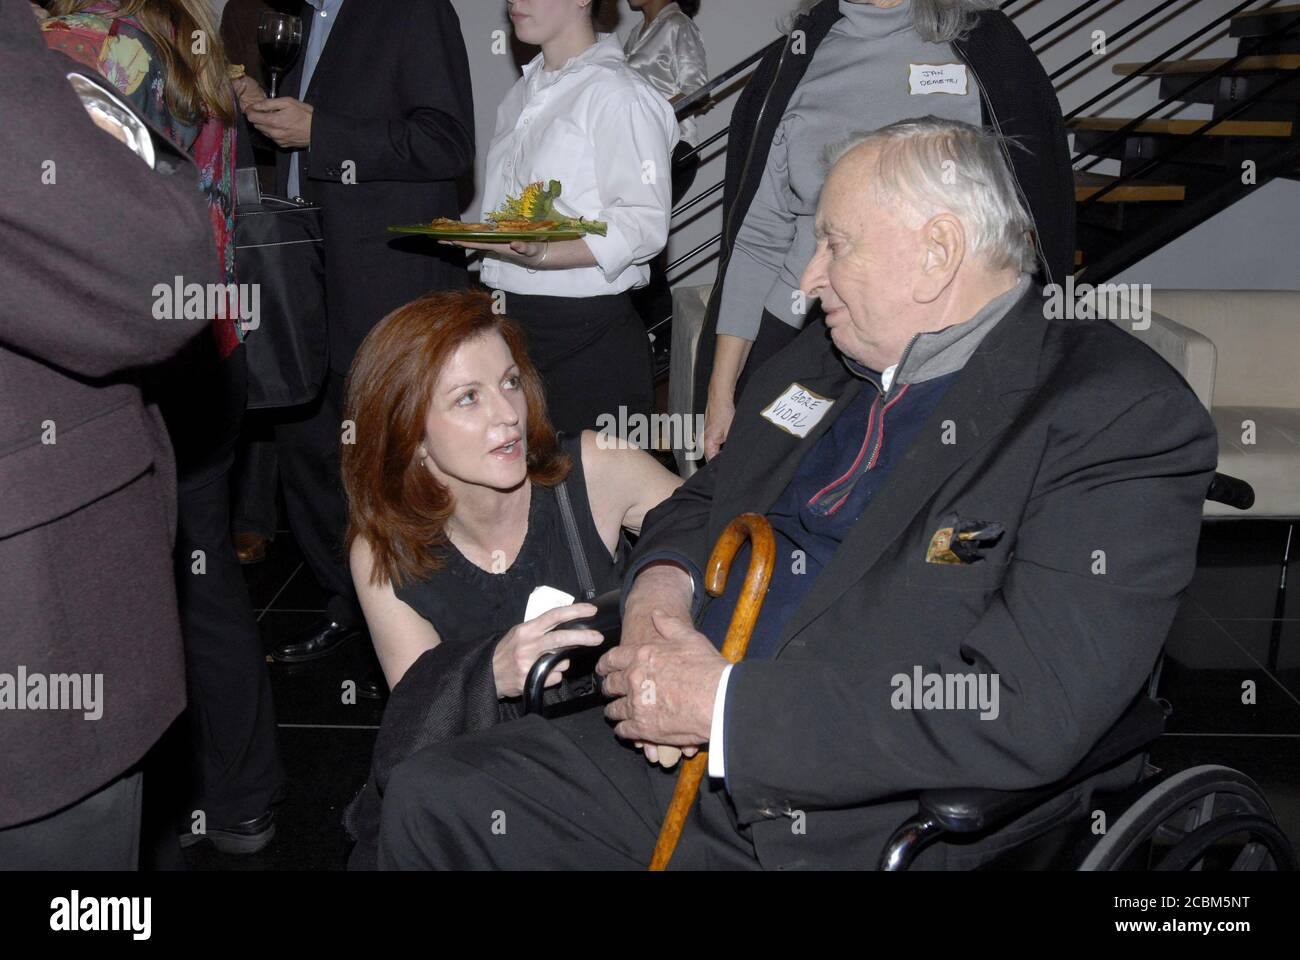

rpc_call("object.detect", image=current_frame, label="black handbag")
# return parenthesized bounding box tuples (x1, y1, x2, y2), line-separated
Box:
(234, 170, 327, 410)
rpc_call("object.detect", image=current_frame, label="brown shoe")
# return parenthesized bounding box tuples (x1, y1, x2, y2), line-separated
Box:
(233, 532, 269, 565)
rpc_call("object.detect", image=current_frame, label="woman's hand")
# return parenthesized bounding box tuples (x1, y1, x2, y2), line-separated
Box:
(491, 603, 603, 699)
(231, 75, 268, 113)
(439, 239, 550, 269)
(701, 395, 735, 461)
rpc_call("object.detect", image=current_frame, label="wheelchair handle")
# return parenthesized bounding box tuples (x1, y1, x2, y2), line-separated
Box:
(1206, 472, 1254, 511)
(522, 589, 623, 717)
(523, 645, 592, 716)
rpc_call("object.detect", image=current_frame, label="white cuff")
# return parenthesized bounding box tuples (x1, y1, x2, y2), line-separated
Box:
(582, 225, 638, 283)
(707, 663, 733, 779)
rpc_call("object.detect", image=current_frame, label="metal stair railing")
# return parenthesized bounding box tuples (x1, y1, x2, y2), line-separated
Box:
(1071, 3, 1300, 212)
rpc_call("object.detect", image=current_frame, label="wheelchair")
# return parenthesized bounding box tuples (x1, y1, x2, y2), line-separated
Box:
(523, 473, 1297, 871)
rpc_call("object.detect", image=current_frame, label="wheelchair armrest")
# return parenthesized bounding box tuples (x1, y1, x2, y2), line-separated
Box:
(523, 589, 623, 716)
(1206, 472, 1254, 510)
(881, 694, 1167, 870)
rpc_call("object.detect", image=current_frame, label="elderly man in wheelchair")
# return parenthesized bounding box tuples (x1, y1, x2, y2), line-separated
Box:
(377, 117, 1294, 871)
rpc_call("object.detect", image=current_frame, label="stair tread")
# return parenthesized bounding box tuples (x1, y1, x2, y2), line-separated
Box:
(1074, 171, 1186, 202)
(1112, 53, 1300, 76)
(1069, 116, 1293, 137)
(1231, 3, 1300, 23)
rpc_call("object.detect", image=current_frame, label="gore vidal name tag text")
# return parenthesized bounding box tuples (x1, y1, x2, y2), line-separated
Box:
(760, 383, 833, 438)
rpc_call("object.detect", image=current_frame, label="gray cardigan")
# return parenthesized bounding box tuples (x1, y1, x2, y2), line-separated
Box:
(717, 0, 982, 337)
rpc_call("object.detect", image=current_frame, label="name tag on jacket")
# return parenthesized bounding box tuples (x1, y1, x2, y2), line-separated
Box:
(908, 62, 968, 96)
(760, 382, 834, 438)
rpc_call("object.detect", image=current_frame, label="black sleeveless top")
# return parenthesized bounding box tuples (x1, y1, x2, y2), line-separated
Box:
(393, 433, 627, 647)
(345, 434, 629, 868)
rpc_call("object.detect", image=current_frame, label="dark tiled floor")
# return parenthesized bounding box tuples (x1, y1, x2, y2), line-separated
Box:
(187, 520, 1299, 869)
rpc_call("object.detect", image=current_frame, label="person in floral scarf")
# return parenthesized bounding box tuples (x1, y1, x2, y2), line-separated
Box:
(40, 0, 241, 355)
(38, 0, 285, 860)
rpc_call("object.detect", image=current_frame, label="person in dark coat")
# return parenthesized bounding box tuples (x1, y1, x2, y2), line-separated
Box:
(231, 0, 477, 665)
(375, 119, 1214, 871)
(0, 0, 212, 868)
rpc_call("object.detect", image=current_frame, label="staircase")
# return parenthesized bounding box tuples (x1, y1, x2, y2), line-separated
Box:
(1069, 3, 1300, 281)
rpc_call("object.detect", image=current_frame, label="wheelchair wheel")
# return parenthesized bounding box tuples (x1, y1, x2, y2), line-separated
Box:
(1079, 765, 1296, 871)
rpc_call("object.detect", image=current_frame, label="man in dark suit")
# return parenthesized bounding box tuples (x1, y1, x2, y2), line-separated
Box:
(234, 0, 475, 663)
(0, 1, 212, 868)
(376, 118, 1217, 870)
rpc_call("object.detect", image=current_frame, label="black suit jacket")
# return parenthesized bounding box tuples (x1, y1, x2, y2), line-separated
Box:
(0, 3, 213, 826)
(272, 0, 475, 375)
(632, 286, 1217, 869)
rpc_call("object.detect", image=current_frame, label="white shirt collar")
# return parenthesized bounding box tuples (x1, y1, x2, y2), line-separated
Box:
(524, 33, 626, 85)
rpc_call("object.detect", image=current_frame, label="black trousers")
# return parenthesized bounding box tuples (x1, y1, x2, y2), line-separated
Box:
(502, 290, 654, 437)
(377, 705, 761, 870)
(692, 307, 807, 418)
(0, 770, 143, 869)
(157, 340, 285, 824)
(273, 369, 358, 626)
(231, 419, 278, 540)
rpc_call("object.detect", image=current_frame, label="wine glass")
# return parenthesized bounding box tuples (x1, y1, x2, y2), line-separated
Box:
(257, 11, 303, 99)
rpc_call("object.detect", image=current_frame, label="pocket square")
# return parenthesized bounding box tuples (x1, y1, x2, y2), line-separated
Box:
(925, 514, 1005, 564)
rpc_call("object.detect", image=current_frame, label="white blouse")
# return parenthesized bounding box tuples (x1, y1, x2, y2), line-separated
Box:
(480, 35, 678, 299)
(623, 3, 709, 147)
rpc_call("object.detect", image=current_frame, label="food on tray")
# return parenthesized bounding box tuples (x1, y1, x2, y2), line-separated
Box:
(485, 180, 607, 236)
(425, 217, 564, 233)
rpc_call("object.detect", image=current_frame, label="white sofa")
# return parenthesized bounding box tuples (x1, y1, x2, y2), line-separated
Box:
(1127, 290, 1300, 520)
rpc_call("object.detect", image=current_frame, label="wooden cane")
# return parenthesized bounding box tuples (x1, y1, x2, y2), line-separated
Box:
(647, 513, 776, 871)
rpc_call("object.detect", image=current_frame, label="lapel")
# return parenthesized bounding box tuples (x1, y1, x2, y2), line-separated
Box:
(304, 0, 361, 103)
(773, 289, 1050, 655)
(711, 322, 860, 525)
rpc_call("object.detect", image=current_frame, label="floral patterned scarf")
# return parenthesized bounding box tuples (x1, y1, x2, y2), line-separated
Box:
(42, 1, 242, 357)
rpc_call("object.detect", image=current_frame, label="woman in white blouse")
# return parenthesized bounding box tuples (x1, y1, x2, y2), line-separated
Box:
(624, 1, 708, 151)
(445, 0, 678, 436)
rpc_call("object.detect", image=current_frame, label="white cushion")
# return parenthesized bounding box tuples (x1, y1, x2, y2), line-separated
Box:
(1149, 290, 1300, 408)
(1205, 406, 1300, 518)
(669, 283, 712, 476)
(1109, 308, 1217, 411)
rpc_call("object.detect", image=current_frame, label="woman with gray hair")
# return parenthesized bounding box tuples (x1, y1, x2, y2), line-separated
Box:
(696, 0, 1073, 460)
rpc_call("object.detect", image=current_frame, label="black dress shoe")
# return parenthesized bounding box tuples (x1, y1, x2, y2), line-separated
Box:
(272, 619, 364, 663)
(178, 810, 275, 855)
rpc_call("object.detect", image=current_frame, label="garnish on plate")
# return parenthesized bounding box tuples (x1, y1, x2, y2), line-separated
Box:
(486, 180, 607, 236)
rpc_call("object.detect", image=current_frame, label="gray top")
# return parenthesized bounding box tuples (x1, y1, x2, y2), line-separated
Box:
(716, 0, 984, 338)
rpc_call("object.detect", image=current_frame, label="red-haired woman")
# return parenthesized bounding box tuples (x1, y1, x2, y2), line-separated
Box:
(340, 289, 682, 868)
